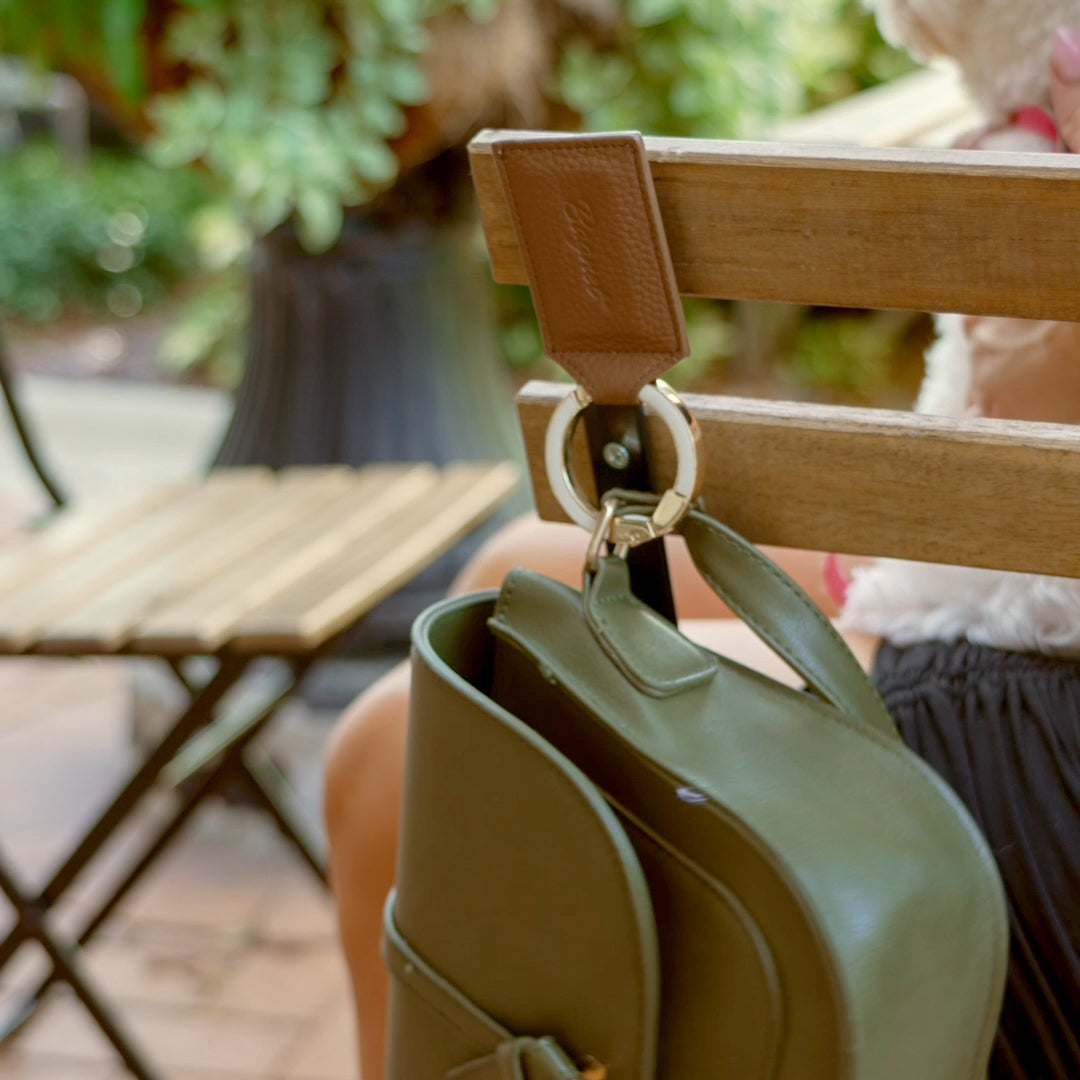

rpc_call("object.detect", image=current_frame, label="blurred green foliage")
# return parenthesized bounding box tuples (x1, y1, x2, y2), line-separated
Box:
(802, 0, 917, 107)
(149, 0, 907, 251)
(0, 143, 208, 322)
(149, 0, 444, 253)
(0, 0, 912, 393)
(789, 309, 924, 402)
(505, 0, 913, 385)
(5, 0, 906, 253)
(0, 0, 149, 100)
(563, 0, 845, 137)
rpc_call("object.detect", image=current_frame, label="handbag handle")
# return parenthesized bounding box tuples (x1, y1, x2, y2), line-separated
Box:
(680, 508, 898, 741)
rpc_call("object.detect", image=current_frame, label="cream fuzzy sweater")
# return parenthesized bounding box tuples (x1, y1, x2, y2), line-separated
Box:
(840, 1, 1080, 655)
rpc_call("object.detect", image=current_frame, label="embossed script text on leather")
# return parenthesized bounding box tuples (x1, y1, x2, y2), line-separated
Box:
(491, 133, 690, 405)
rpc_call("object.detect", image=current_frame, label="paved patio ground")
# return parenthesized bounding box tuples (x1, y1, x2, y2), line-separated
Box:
(0, 376, 358, 1079)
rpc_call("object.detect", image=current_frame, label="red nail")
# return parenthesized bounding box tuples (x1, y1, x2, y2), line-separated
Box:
(822, 553, 849, 607)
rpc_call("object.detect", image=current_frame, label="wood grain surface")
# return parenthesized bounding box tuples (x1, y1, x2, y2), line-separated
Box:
(471, 132, 1080, 321)
(0, 464, 518, 656)
(520, 382, 1080, 578)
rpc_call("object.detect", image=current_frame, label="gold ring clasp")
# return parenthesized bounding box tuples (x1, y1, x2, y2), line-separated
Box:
(544, 380, 703, 548)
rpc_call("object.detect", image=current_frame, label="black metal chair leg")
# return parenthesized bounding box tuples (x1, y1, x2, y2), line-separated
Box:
(0, 319, 66, 510)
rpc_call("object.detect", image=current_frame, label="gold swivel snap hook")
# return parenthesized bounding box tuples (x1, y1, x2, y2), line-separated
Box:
(545, 379, 703, 551)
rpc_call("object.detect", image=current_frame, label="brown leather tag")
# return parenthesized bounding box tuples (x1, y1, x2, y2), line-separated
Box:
(491, 133, 689, 405)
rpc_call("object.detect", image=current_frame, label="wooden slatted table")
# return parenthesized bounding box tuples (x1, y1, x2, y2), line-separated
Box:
(0, 461, 518, 1080)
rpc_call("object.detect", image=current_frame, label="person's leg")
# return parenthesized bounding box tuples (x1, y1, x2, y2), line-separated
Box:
(324, 514, 856, 1077)
(683, 617, 879, 685)
(451, 513, 843, 619)
(324, 661, 410, 1080)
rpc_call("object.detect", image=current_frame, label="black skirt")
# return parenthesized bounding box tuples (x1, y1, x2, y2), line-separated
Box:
(872, 640, 1080, 1080)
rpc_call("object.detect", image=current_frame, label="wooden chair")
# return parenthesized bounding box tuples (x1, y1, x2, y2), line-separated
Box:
(0, 374, 518, 1076)
(770, 65, 978, 149)
(470, 129, 1080, 582)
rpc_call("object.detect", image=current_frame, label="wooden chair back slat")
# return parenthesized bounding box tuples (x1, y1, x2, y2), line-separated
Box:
(470, 132, 1080, 321)
(518, 383, 1080, 577)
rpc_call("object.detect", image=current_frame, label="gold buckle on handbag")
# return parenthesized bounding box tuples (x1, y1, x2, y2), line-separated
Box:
(545, 379, 703, 549)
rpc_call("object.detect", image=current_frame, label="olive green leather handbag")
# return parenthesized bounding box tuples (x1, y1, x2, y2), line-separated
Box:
(383, 132, 1008, 1080)
(385, 497, 1007, 1080)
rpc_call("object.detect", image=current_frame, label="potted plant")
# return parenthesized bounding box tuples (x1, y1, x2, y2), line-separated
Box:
(145, 1, 628, 477)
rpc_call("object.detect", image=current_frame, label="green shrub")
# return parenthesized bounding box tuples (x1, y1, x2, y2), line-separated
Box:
(498, 0, 914, 389)
(0, 143, 211, 322)
(0, 0, 913, 394)
(789, 309, 925, 403)
(0, 0, 149, 101)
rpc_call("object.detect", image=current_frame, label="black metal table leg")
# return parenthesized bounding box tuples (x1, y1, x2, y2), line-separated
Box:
(0, 653, 313, 1049)
(0, 636, 334, 1078)
(0, 854, 166, 1080)
(238, 746, 328, 884)
(160, 655, 328, 884)
(27, 655, 251, 920)
(0, 654, 253, 1077)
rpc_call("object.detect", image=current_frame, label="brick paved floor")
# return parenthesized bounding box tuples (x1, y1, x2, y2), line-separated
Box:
(0, 657, 356, 1080)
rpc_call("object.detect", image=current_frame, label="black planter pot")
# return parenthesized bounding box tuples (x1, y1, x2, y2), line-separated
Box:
(214, 213, 525, 649)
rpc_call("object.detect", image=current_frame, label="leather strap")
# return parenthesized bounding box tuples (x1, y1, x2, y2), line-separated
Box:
(681, 509, 899, 742)
(584, 554, 717, 698)
(384, 894, 583, 1080)
(490, 133, 689, 405)
(448, 1038, 582, 1080)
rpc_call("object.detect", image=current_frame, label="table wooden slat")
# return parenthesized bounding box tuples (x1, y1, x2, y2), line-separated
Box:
(0, 470, 273, 652)
(229, 463, 519, 653)
(0, 484, 195, 602)
(129, 465, 444, 654)
(36, 468, 359, 653)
